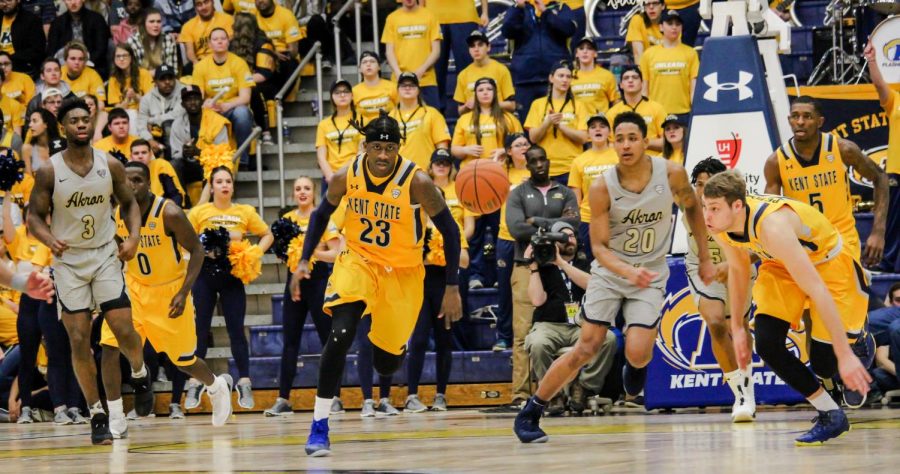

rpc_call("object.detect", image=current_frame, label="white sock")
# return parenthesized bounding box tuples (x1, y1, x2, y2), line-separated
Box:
(131, 364, 148, 379)
(89, 401, 105, 416)
(313, 396, 331, 421)
(54, 405, 68, 414)
(741, 368, 756, 399)
(808, 390, 840, 412)
(108, 398, 124, 417)
(206, 376, 224, 395)
(724, 369, 743, 399)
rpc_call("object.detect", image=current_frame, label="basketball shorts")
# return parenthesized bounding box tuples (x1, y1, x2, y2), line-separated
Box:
(323, 249, 425, 355)
(582, 261, 668, 330)
(753, 250, 868, 344)
(685, 259, 756, 318)
(100, 275, 198, 366)
(52, 241, 129, 314)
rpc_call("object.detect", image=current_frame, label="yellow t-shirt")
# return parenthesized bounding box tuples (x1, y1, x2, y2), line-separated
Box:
(560, 0, 585, 9)
(149, 158, 186, 202)
(188, 202, 269, 236)
(0, 172, 34, 209)
(666, 0, 700, 10)
(257, 5, 304, 53)
(2, 71, 36, 108)
(8, 225, 40, 264)
(425, 0, 479, 24)
(572, 66, 619, 114)
(31, 243, 52, 268)
(452, 111, 523, 167)
(389, 105, 451, 170)
(0, 16, 14, 54)
(885, 90, 900, 175)
(0, 95, 24, 130)
(0, 289, 18, 346)
(606, 98, 667, 141)
(524, 96, 588, 177)
(382, 7, 443, 87)
(222, 0, 257, 14)
(193, 52, 256, 101)
(625, 15, 663, 52)
(640, 43, 699, 115)
(316, 114, 364, 172)
(352, 79, 398, 125)
(61, 66, 106, 101)
(94, 135, 138, 160)
(453, 59, 516, 105)
(283, 210, 341, 246)
(568, 147, 619, 222)
(180, 11, 235, 61)
(666, 147, 684, 166)
(106, 69, 154, 110)
(498, 167, 532, 241)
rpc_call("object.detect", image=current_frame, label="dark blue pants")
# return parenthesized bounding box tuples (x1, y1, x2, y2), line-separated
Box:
(515, 82, 550, 120)
(468, 211, 499, 286)
(193, 266, 251, 378)
(420, 86, 442, 110)
(17, 296, 82, 409)
(495, 238, 515, 344)
(279, 263, 330, 399)
(578, 222, 593, 263)
(571, 7, 586, 40)
(408, 267, 453, 394)
(870, 306, 900, 362)
(436, 22, 478, 114)
(355, 315, 393, 400)
(673, 3, 703, 47)
(553, 173, 570, 187)
(0, 345, 20, 401)
(880, 174, 900, 272)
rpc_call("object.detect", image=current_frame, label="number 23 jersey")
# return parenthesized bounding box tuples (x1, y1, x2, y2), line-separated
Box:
(342, 154, 425, 268)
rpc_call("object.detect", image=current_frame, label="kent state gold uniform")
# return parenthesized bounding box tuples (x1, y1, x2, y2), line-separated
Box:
(324, 155, 426, 355)
(100, 196, 198, 366)
(717, 195, 868, 344)
(776, 132, 860, 258)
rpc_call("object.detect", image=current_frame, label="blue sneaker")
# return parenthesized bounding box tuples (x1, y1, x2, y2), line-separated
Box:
(305, 418, 331, 456)
(513, 398, 549, 443)
(794, 409, 850, 446)
(842, 331, 876, 408)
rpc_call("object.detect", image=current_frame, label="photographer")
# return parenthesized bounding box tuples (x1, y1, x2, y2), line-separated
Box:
(504, 145, 580, 408)
(524, 222, 617, 416)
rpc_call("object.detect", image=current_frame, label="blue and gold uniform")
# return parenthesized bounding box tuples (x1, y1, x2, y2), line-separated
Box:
(100, 196, 198, 366)
(717, 194, 868, 343)
(324, 155, 426, 354)
(776, 132, 859, 258)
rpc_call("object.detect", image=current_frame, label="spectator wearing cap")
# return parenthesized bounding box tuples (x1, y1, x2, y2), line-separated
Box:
(662, 114, 686, 165)
(453, 30, 516, 115)
(389, 72, 451, 171)
(451, 77, 522, 168)
(137, 64, 183, 157)
(153, 0, 196, 36)
(180, 0, 235, 66)
(501, 0, 577, 118)
(130, 138, 185, 206)
(107, 44, 154, 119)
(0, 0, 47, 77)
(317, 79, 363, 193)
(0, 52, 35, 109)
(383, 0, 443, 109)
(666, 0, 701, 46)
(37, 88, 64, 119)
(424, 0, 488, 115)
(192, 27, 255, 169)
(229, 12, 278, 144)
(568, 113, 617, 261)
(524, 60, 588, 184)
(571, 37, 619, 115)
(640, 9, 698, 120)
(60, 42, 107, 109)
(626, 0, 665, 64)
(127, 7, 180, 74)
(94, 108, 138, 160)
(48, 0, 111, 78)
(606, 65, 665, 151)
(352, 51, 398, 127)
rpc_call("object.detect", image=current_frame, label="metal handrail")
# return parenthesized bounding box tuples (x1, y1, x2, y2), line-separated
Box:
(332, 0, 357, 82)
(370, 0, 379, 52)
(232, 126, 263, 166)
(315, 52, 323, 121)
(232, 125, 263, 217)
(275, 41, 322, 208)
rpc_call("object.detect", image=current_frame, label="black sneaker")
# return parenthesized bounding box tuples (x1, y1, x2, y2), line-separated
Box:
(90, 412, 114, 445)
(131, 368, 155, 417)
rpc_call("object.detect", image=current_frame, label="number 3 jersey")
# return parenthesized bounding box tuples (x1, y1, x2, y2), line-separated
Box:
(50, 149, 117, 252)
(116, 195, 186, 286)
(342, 154, 425, 268)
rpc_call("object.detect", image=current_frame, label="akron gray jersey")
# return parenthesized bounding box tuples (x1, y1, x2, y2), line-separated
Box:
(603, 156, 673, 269)
(50, 149, 117, 251)
(683, 213, 724, 267)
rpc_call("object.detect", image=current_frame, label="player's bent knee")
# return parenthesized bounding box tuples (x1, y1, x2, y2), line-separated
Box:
(373, 346, 405, 376)
(705, 318, 730, 340)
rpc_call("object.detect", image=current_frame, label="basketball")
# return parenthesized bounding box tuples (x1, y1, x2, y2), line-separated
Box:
(455, 159, 510, 214)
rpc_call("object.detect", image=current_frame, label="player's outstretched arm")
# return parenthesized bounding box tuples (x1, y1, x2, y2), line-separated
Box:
(164, 203, 205, 318)
(839, 138, 888, 266)
(0, 265, 54, 302)
(588, 175, 657, 288)
(669, 161, 714, 285)
(27, 165, 67, 256)
(110, 156, 141, 261)
(759, 208, 872, 393)
(763, 151, 782, 195)
(715, 233, 753, 367)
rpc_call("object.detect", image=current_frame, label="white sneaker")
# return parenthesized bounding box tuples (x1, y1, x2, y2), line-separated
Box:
(184, 380, 204, 410)
(731, 401, 755, 423)
(727, 369, 756, 423)
(404, 395, 427, 413)
(109, 411, 128, 439)
(209, 374, 234, 427)
(360, 399, 376, 417)
(236, 380, 254, 409)
(169, 404, 185, 419)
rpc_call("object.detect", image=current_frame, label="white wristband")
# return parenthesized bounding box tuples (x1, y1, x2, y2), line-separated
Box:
(10, 272, 28, 292)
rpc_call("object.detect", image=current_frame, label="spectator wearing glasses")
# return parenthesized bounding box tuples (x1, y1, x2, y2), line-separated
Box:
(107, 45, 154, 117)
(316, 80, 363, 193)
(626, 0, 664, 64)
(0, 52, 35, 109)
(383, 0, 443, 109)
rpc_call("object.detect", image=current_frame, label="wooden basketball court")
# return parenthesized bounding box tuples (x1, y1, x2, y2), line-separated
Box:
(4, 404, 900, 472)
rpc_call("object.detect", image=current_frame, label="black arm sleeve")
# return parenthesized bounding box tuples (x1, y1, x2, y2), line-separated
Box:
(300, 198, 338, 262)
(158, 175, 184, 208)
(431, 207, 460, 286)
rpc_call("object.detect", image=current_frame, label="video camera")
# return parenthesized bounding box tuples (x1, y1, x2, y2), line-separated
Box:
(530, 227, 571, 266)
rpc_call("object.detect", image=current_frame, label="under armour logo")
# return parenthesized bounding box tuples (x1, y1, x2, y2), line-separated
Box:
(703, 71, 753, 102)
(380, 134, 390, 140)
(350, 184, 359, 190)
(52, 140, 63, 148)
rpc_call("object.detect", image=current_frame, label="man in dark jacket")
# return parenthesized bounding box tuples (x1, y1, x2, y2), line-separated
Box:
(48, 0, 112, 78)
(501, 0, 577, 117)
(0, 0, 46, 77)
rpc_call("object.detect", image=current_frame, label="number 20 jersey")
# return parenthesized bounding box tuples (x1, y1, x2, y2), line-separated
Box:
(342, 154, 425, 268)
(115, 195, 186, 286)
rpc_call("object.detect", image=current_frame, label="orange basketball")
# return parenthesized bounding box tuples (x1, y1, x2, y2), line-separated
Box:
(455, 159, 509, 214)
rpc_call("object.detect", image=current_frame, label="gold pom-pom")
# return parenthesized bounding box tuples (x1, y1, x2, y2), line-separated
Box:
(228, 240, 263, 284)
(286, 234, 315, 273)
(426, 228, 446, 266)
(199, 143, 235, 181)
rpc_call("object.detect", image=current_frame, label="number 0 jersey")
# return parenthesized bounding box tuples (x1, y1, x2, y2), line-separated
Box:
(342, 154, 425, 268)
(775, 132, 859, 256)
(116, 195, 186, 286)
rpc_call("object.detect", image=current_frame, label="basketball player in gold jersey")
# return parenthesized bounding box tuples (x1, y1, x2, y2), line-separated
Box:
(764, 95, 888, 267)
(703, 171, 872, 445)
(99, 162, 235, 438)
(291, 112, 462, 457)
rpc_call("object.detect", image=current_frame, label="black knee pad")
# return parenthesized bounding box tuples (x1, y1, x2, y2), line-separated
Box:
(326, 302, 365, 353)
(809, 340, 838, 379)
(373, 346, 405, 376)
(753, 314, 791, 361)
